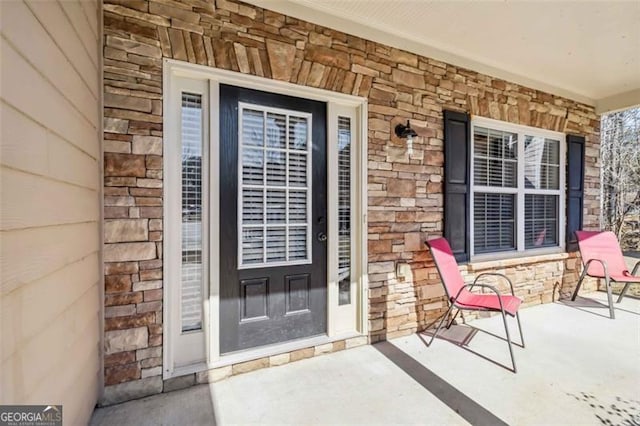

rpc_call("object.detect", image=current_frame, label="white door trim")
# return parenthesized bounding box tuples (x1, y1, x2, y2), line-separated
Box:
(163, 59, 368, 379)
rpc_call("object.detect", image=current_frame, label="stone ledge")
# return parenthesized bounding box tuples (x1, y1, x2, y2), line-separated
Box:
(466, 251, 571, 272)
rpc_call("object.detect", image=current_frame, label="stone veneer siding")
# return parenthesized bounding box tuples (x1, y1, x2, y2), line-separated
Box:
(101, 0, 601, 402)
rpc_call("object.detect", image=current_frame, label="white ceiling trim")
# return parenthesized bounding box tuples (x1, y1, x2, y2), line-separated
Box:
(245, 0, 596, 107)
(595, 89, 640, 115)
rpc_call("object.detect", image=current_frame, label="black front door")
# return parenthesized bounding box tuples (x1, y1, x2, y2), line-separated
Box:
(219, 85, 327, 354)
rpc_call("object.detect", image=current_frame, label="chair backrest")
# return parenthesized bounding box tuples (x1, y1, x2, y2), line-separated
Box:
(426, 237, 466, 300)
(575, 230, 629, 277)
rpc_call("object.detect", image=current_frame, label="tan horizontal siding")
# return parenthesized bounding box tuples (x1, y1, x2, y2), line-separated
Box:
(0, 0, 101, 425)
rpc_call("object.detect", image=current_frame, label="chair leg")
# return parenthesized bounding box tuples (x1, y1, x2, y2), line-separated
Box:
(428, 303, 454, 347)
(605, 277, 615, 319)
(571, 267, 588, 301)
(446, 309, 460, 329)
(515, 311, 525, 348)
(617, 282, 632, 303)
(500, 310, 517, 373)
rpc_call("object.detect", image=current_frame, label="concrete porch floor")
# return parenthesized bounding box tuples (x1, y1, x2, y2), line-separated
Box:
(91, 292, 640, 426)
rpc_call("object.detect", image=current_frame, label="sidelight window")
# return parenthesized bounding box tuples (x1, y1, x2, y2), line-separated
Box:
(181, 92, 204, 332)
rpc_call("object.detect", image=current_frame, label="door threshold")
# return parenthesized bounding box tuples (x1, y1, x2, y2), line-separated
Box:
(209, 331, 363, 369)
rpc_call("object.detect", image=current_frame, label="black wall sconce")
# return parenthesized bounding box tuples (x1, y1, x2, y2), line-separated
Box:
(394, 120, 417, 156)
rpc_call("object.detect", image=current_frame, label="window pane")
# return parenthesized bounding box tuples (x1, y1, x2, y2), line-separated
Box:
(181, 92, 203, 332)
(525, 194, 558, 248)
(289, 116, 308, 150)
(338, 116, 352, 305)
(266, 227, 286, 262)
(242, 148, 263, 185)
(289, 190, 307, 223)
(289, 152, 307, 187)
(266, 189, 286, 223)
(266, 112, 286, 148)
(242, 188, 263, 224)
(242, 228, 264, 264)
(474, 193, 516, 253)
(524, 136, 560, 189)
(288, 227, 307, 260)
(473, 126, 517, 187)
(266, 150, 285, 186)
(242, 109, 264, 146)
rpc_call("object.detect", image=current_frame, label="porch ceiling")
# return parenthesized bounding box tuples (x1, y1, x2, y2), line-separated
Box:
(246, 0, 640, 113)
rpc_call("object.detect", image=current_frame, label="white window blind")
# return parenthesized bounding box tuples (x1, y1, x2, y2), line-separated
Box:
(473, 126, 518, 188)
(474, 193, 516, 253)
(238, 104, 312, 268)
(338, 116, 352, 305)
(181, 93, 203, 332)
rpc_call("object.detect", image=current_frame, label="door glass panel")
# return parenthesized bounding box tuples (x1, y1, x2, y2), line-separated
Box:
(242, 109, 264, 146)
(242, 148, 263, 185)
(181, 92, 203, 332)
(239, 104, 312, 268)
(266, 189, 286, 223)
(288, 227, 308, 260)
(338, 116, 352, 305)
(266, 112, 286, 148)
(266, 227, 287, 262)
(288, 153, 307, 187)
(266, 150, 286, 186)
(289, 116, 308, 150)
(242, 228, 264, 264)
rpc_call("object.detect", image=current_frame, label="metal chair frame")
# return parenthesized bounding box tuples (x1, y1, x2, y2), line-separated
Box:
(427, 265, 525, 373)
(572, 257, 640, 320)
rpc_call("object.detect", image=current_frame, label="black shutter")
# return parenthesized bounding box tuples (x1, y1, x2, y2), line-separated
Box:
(566, 134, 585, 252)
(443, 110, 471, 262)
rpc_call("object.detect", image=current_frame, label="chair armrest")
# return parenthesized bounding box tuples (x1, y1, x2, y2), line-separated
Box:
(452, 283, 505, 313)
(473, 272, 515, 296)
(583, 258, 610, 279)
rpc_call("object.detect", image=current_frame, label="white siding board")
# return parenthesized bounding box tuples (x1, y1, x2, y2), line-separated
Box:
(1, 253, 99, 362)
(23, 0, 99, 98)
(80, 0, 99, 40)
(0, 222, 100, 295)
(1, 0, 99, 127)
(2, 291, 99, 402)
(1, 102, 99, 189)
(0, 101, 49, 176)
(0, 168, 99, 230)
(0, 38, 99, 159)
(58, 0, 100, 67)
(47, 339, 100, 426)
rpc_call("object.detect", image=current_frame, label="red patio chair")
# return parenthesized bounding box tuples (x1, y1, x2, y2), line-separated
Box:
(425, 237, 524, 372)
(573, 230, 640, 319)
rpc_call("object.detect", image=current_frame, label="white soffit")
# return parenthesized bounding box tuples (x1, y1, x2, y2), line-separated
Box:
(246, 0, 640, 110)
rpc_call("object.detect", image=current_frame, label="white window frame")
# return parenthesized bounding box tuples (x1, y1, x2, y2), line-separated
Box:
(470, 116, 566, 262)
(163, 59, 368, 379)
(237, 103, 313, 269)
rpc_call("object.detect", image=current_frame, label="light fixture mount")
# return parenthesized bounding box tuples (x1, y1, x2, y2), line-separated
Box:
(394, 120, 418, 156)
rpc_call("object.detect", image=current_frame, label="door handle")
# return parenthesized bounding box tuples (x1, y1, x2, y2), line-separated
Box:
(317, 232, 328, 242)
